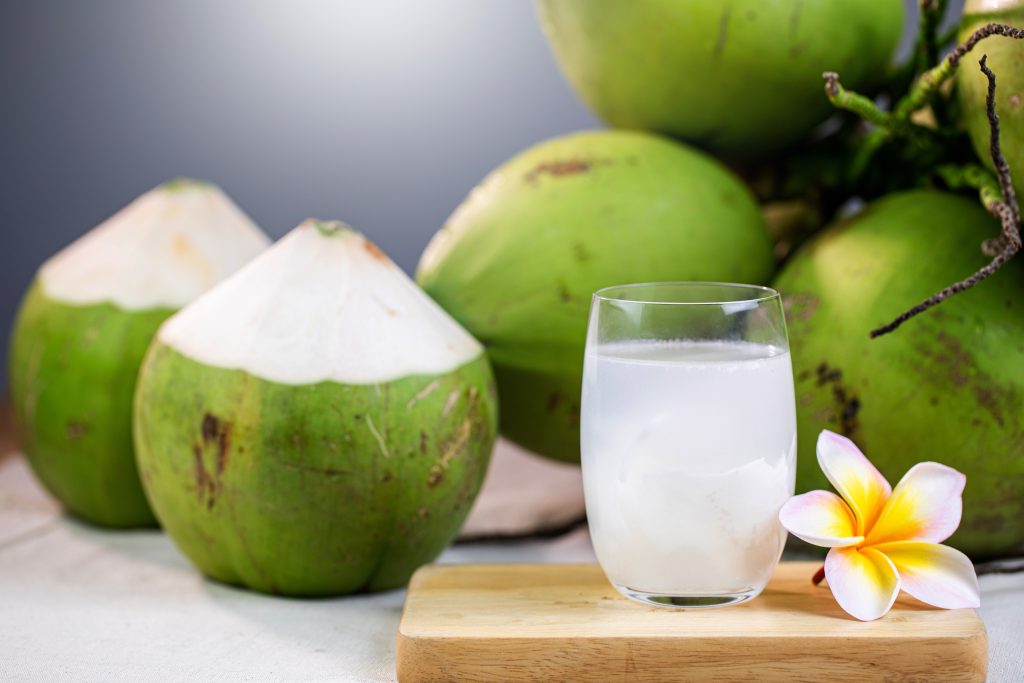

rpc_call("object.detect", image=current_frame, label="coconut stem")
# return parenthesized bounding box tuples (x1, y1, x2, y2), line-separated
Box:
(847, 128, 893, 186)
(822, 71, 944, 187)
(936, 164, 1005, 224)
(915, 0, 949, 75)
(821, 73, 901, 187)
(811, 565, 826, 586)
(895, 23, 1024, 121)
(981, 55, 1021, 229)
(823, 72, 894, 129)
(822, 23, 1024, 154)
(870, 56, 1022, 338)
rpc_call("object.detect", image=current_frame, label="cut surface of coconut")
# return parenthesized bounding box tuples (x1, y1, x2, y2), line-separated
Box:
(40, 179, 270, 310)
(158, 220, 485, 386)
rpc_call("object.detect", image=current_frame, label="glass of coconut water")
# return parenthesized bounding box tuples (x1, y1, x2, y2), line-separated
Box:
(581, 282, 796, 608)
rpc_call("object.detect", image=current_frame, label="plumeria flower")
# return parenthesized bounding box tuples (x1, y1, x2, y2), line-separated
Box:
(779, 430, 980, 621)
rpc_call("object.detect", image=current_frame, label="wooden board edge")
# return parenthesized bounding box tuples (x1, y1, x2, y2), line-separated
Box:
(396, 631, 988, 683)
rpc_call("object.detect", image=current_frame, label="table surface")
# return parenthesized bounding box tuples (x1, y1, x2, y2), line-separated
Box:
(2, 451, 1022, 683)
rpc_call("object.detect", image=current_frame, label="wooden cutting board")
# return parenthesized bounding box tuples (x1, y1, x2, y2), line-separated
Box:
(396, 562, 987, 682)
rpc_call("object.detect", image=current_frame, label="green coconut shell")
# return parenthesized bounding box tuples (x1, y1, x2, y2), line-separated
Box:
(537, 0, 904, 160)
(416, 129, 775, 462)
(9, 281, 169, 527)
(775, 190, 1024, 558)
(134, 343, 497, 596)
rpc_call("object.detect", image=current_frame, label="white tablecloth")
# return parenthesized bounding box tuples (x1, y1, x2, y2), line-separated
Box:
(1, 454, 1021, 682)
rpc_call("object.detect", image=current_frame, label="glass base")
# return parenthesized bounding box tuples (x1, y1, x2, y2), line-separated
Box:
(615, 584, 761, 609)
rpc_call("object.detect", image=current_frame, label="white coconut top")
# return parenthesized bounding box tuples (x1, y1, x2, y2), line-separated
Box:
(158, 220, 485, 385)
(39, 179, 271, 310)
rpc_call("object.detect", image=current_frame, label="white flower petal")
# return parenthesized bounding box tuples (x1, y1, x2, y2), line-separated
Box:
(779, 490, 863, 548)
(824, 546, 901, 621)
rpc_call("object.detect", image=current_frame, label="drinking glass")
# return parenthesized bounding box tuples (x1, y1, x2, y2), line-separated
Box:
(581, 282, 796, 608)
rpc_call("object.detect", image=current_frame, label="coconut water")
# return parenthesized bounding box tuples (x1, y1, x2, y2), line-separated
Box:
(581, 340, 796, 602)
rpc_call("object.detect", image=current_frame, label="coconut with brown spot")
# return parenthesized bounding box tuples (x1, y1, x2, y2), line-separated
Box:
(417, 130, 774, 462)
(9, 180, 269, 527)
(133, 220, 497, 595)
(774, 190, 1024, 557)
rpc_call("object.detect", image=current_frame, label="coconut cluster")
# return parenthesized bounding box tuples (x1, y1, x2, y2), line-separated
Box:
(11, 190, 497, 595)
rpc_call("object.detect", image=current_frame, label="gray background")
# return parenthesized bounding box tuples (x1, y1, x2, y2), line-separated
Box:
(0, 0, 949, 388)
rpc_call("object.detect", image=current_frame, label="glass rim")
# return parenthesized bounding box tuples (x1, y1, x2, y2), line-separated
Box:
(592, 281, 780, 306)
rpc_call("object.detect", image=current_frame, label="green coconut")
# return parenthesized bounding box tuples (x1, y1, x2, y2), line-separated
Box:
(957, 0, 1024, 200)
(134, 221, 497, 595)
(416, 130, 774, 462)
(9, 180, 269, 527)
(774, 190, 1024, 557)
(536, 0, 904, 160)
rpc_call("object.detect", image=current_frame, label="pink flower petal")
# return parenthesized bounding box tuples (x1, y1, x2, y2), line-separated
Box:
(779, 490, 863, 548)
(875, 541, 980, 609)
(865, 462, 966, 545)
(817, 431, 892, 535)
(824, 546, 901, 621)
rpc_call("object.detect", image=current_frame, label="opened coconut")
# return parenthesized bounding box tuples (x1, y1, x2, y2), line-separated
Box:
(9, 180, 269, 527)
(134, 220, 497, 595)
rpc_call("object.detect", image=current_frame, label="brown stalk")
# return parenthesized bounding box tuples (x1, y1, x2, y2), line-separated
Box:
(870, 55, 1022, 338)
